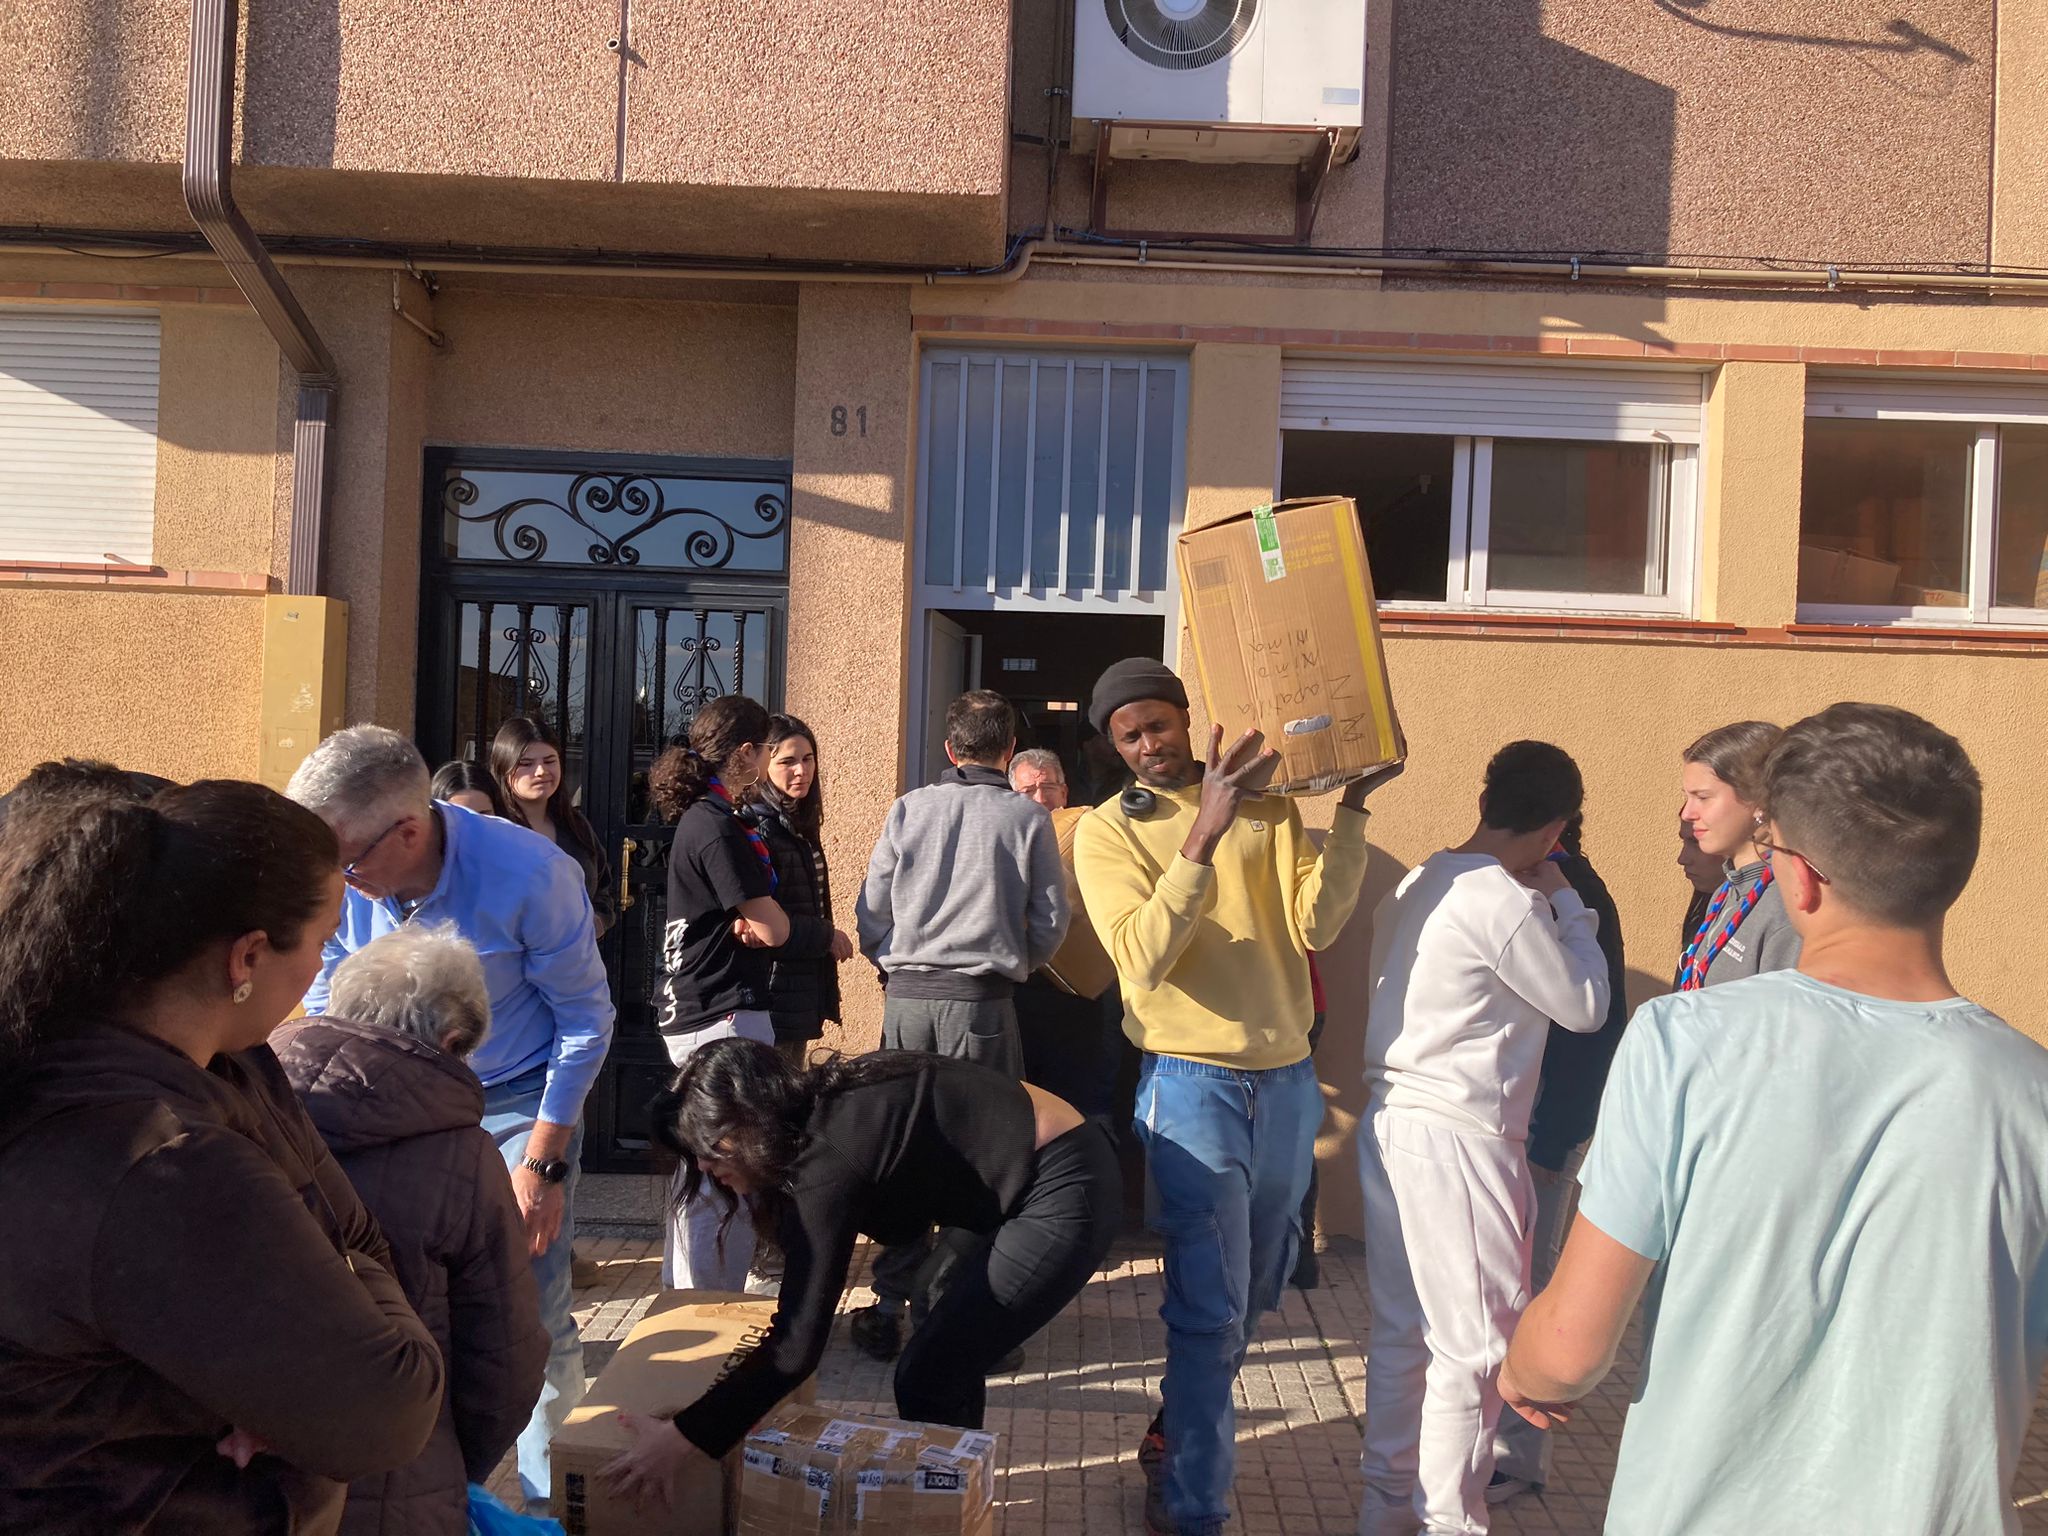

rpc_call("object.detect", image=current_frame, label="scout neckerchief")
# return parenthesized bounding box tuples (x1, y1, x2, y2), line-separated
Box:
(705, 776, 777, 892)
(1674, 863, 1773, 991)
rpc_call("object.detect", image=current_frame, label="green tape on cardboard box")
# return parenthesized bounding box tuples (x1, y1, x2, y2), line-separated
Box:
(1252, 505, 1286, 581)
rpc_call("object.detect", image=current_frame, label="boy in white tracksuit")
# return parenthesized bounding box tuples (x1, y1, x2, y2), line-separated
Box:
(1356, 742, 1611, 1536)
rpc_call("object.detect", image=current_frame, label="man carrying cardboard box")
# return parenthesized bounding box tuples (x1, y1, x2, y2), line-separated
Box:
(1072, 657, 1403, 1536)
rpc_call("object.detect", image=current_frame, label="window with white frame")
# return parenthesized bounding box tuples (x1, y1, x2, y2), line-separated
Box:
(1279, 359, 1703, 614)
(0, 308, 160, 564)
(1800, 376, 2048, 624)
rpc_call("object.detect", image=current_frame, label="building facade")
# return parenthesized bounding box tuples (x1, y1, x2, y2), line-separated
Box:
(3, 0, 2043, 1230)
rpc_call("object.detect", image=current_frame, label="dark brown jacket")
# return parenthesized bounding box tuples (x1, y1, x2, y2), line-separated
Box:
(0, 1027, 445, 1535)
(274, 1017, 547, 1536)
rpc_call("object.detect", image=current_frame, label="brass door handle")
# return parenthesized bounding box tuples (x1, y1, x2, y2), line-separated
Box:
(619, 837, 637, 912)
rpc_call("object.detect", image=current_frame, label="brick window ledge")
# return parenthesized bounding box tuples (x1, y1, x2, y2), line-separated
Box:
(0, 562, 275, 594)
(1378, 609, 2048, 654)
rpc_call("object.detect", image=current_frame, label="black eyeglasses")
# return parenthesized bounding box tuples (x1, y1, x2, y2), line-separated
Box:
(343, 816, 410, 883)
(1755, 832, 1829, 886)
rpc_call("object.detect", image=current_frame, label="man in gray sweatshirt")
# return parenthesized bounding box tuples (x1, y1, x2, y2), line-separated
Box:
(849, 688, 1070, 1358)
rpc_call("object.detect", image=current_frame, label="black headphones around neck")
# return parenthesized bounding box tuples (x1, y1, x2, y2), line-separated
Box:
(1120, 786, 1159, 819)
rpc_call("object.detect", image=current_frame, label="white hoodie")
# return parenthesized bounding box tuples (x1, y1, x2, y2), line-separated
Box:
(1364, 851, 1611, 1140)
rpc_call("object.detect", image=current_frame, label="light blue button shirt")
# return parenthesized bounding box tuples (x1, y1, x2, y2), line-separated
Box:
(1579, 970, 2048, 1536)
(304, 802, 616, 1128)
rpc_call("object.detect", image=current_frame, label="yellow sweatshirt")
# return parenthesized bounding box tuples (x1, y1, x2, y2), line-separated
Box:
(1073, 786, 1372, 1070)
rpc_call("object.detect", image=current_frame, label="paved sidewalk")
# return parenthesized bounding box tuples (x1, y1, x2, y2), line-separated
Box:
(519, 1230, 2048, 1534)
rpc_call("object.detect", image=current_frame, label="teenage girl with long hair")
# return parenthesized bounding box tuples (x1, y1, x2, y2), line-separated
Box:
(741, 715, 852, 1064)
(490, 717, 618, 938)
(645, 696, 790, 1289)
(1676, 720, 1802, 988)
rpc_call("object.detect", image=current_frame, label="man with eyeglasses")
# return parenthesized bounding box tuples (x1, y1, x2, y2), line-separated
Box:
(288, 724, 614, 1514)
(1501, 704, 2048, 1536)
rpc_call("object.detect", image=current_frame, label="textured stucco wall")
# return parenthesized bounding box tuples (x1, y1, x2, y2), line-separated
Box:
(1994, 0, 2048, 269)
(625, 0, 1009, 197)
(421, 287, 798, 460)
(0, 589, 265, 785)
(154, 304, 283, 574)
(1700, 361, 1805, 627)
(240, 0, 618, 181)
(0, 0, 188, 165)
(0, 0, 1009, 262)
(1384, 0, 1995, 265)
(785, 285, 918, 1058)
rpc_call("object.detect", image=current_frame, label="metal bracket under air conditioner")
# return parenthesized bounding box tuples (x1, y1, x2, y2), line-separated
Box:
(1086, 120, 1352, 245)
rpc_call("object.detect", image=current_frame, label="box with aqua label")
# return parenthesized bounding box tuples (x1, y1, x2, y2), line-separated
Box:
(737, 1406, 997, 1536)
(1177, 496, 1405, 794)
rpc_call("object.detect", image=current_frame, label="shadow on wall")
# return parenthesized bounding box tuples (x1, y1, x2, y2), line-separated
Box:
(1384, 0, 1677, 263)
(244, 0, 342, 171)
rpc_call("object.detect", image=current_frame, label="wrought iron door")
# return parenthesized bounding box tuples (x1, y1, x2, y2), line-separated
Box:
(417, 450, 789, 1172)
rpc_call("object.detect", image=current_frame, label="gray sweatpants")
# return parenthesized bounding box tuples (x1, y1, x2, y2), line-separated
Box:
(870, 992, 1023, 1308)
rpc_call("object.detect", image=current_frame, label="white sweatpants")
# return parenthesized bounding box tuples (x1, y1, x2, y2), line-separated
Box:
(1357, 1106, 1534, 1536)
(1492, 1141, 1587, 1487)
(659, 1010, 775, 1291)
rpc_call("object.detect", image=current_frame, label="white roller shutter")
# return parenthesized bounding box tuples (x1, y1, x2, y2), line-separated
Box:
(1806, 372, 2048, 424)
(1281, 357, 1705, 443)
(0, 307, 160, 563)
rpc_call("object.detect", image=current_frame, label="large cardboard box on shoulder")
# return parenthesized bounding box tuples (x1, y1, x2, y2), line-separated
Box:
(551, 1289, 816, 1536)
(1177, 496, 1404, 795)
(737, 1405, 997, 1536)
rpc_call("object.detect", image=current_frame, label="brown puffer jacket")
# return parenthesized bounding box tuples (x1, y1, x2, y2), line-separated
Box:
(274, 1017, 547, 1536)
(0, 1027, 445, 1535)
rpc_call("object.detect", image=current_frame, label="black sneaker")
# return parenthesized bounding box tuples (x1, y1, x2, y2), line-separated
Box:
(1137, 1409, 1166, 1479)
(1291, 1245, 1319, 1290)
(1485, 1470, 1541, 1503)
(847, 1303, 905, 1361)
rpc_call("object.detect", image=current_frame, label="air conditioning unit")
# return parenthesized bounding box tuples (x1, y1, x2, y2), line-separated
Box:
(1072, 0, 1366, 162)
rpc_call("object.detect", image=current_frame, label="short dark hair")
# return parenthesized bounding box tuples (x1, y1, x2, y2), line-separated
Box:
(945, 690, 1016, 765)
(1764, 703, 1980, 925)
(1479, 741, 1584, 834)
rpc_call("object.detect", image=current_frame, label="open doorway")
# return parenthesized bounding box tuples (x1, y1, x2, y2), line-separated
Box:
(919, 608, 1164, 803)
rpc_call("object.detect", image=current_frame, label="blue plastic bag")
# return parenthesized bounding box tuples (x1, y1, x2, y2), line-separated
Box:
(466, 1483, 565, 1536)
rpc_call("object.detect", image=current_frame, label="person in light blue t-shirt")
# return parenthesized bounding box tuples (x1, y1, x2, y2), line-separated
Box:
(1501, 702, 2048, 1536)
(288, 725, 615, 1512)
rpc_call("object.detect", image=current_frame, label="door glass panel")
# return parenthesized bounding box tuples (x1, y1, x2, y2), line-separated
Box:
(449, 600, 591, 782)
(438, 467, 789, 573)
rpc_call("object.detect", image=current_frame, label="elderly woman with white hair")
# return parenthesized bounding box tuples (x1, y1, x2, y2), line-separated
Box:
(274, 926, 548, 1536)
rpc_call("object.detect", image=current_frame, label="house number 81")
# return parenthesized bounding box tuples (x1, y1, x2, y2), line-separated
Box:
(830, 405, 867, 437)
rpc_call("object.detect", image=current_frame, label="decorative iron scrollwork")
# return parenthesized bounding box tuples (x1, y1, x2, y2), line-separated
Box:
(443, 473, 788, 570)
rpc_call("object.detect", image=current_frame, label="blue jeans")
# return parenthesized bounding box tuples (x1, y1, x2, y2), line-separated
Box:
(481, 1067, 585, 1505)
(1134, 1052, 1323, 1536)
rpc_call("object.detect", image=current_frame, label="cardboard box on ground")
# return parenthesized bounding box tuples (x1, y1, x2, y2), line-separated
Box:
(551, 1291, 817, 1536)
(738, 1406, 997, 1536)
(1178, 497, 1405, 794)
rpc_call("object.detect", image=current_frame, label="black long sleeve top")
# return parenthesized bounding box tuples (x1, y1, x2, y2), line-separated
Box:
(671, 1055, 1036, 1457)
(1526, 851, 1632, 1171)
